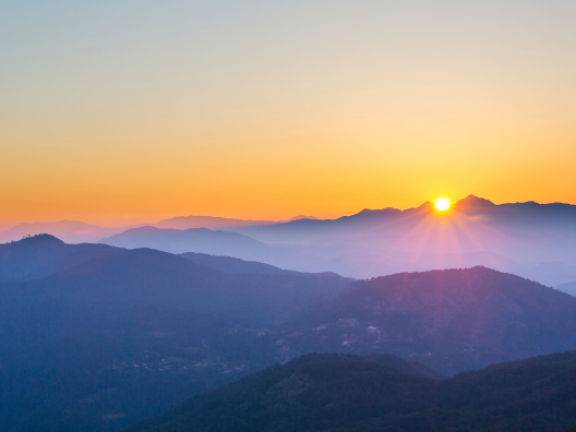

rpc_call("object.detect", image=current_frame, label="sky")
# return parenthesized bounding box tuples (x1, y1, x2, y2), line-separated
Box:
(1, 0, 576, 226)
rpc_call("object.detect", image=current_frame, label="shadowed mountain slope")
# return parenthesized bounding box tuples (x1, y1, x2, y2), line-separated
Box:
(181, 252, 303, 275)
(5, 237, 576, 432)
(124, 351, 576, 432)
(181, 252, 343, 278)
(0, 243, 350, 432)
(2, 247, 347, 322)
(273, 267, 576, 375)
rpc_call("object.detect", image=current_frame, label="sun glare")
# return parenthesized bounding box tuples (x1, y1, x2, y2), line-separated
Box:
(435, 197, 451, 212)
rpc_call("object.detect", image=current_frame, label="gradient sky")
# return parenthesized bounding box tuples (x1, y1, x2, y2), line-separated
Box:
(1, 0, 576, 225)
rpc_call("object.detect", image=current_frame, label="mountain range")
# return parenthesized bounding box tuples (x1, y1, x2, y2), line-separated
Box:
(86, 196, 576, 290)
(3, 235, 576, 431)
(0, 235, 349, 432)
(4, 196, 576, 288)
(230, 195, 576, 281)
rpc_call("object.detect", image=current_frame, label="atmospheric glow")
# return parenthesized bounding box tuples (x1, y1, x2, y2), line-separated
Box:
(435, 198, 451, 212)
(1, 1, 576, 225)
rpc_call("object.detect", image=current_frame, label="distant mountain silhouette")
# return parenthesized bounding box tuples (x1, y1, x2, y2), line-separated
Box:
(229, 195, 576, 283)
(124, 351, 576, 432)
(288, 215, 320, 221)
(556, 281, 576, 296)
(238, 194, 576, 242)
(0, 220, 127, 244)
(154, 215, 275, 230)
(99, 226, 279, 260)
(275, 266, 576, 375)
(0, 234, 124, 282)
(7, 195, 576, 285)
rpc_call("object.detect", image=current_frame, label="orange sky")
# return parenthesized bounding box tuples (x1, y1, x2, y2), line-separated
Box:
(1, 1, 575, 226)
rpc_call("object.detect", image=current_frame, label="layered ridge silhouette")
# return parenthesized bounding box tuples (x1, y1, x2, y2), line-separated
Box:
(3, 236, 576, 431)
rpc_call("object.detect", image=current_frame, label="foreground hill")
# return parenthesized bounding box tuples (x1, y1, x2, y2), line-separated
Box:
(272, 267, 576, 375)
(124, 351, 576, 432)
(0, 305, 243, 432)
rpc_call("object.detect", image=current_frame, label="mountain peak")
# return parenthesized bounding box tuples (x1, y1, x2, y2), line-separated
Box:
(416, 201, 435, 210)
(455, 194, 497, 208)
(289, 215, 320, 221)
(11, 233, 65, 246)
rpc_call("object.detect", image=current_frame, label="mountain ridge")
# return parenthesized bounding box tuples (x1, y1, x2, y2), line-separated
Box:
(272, 266, 576, 375)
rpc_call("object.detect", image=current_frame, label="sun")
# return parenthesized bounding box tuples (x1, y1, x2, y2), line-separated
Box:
(434, 197, 451, 212)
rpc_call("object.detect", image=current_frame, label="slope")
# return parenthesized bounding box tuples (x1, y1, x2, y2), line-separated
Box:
(0, 234, 125, 282)
(0, 247, 349, 432)
(272, 266, 576, 375)
(181, 252, 342, 277)
(124, 351, 576, 432)
(99, 226, 280, 260)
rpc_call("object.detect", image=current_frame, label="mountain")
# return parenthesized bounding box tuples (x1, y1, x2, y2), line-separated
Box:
(99, 226, 281, 260)
(556, 281, 576, 297)
(0, 234, 125, 282)
(154, 216, 275, 230)
(269, 266, 576, 375)
(0, 304, 243, 432)
(0, 242, 350, 432)
(523, 262, 576, 287)
(181, 252, 342, 278)
(5, 247, 347, 322)
(288, 215, 320, 221)
(6, 236, 576, 432)
(154, 215, 322, 230)
(0, 221, 127, 244)
(124, 351, 576, 432)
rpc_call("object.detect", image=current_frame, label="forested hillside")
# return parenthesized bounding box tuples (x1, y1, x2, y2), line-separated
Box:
(125, 351, 576, 432)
